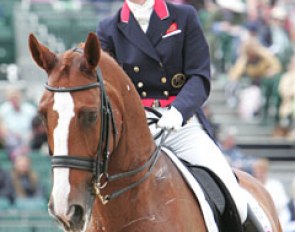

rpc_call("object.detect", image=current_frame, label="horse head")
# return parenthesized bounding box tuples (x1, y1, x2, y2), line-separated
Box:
(30, 32, 116, 231)
(29, 32, 156, 232)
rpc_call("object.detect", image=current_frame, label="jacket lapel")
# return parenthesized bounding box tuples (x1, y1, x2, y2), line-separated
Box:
(146, 6, 176, 47)
(145, 11, 162, 46)
(118, 14, 160, 62)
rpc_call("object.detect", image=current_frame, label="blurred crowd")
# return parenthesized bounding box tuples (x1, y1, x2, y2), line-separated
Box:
(197, 0, 295, 140)
(0, 0, 295, 230)
(0, 86, 47, 207)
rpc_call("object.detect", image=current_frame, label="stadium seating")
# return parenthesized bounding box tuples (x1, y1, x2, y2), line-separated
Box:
(14, 197, 47, 211)
(29, 152, 52, 197)
(29, 1, 109, 49)
(0, 227, 32, 232)
(0, 198, 10, 210)
(0, 150, 12, 171)
(0, 0, 20, 64)
(0, 196, 61, 232)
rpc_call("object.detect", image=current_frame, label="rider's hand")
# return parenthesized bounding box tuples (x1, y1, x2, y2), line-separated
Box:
(157, 106, 183, 130)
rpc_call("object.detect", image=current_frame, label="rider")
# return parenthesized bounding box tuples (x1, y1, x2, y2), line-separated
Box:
(97, 0, 263, 231)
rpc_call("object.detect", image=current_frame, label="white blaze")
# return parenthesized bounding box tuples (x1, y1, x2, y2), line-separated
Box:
(52, 92, 75, 216)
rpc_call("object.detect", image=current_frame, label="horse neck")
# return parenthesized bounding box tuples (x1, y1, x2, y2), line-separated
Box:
(109, 79, 156, 174)
(99, 55, 156, 172)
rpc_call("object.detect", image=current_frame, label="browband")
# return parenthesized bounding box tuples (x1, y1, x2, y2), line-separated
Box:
(45, 82, 100, 92)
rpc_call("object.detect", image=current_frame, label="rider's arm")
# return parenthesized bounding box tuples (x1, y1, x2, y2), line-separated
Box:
(171, 6, 211, 123)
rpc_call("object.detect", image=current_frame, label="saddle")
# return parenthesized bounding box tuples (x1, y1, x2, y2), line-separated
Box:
(181, 160, 243, 232)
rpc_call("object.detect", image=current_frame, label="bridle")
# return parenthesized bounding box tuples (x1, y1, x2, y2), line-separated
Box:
(46, 48, 161, 205)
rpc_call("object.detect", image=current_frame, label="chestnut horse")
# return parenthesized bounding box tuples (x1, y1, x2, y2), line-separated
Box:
(29, 32, 282, 232)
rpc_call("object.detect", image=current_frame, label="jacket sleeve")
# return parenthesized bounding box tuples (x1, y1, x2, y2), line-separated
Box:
(171, 6, 211, 122)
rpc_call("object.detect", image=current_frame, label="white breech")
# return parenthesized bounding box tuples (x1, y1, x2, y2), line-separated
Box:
(146, 108, 248, 223)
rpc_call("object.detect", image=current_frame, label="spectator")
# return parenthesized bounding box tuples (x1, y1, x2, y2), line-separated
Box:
(274, 55, 295, 139)
(252, 158, 290, 226)
(286, 1, 295, 45)
(269, 6, 292, 71)
(218, 126, 256, 174)
(0, 87, 37, 160)
(246, 1, 272, 48)
(227, 36, 281, 120)
(0, 166, 15, 203)
(30, 115, 47, 150)
(211, 0, 246, 73)
(10, 155, 43, 199)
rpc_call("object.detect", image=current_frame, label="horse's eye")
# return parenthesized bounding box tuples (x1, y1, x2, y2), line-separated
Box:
(79, 111, 98, 126)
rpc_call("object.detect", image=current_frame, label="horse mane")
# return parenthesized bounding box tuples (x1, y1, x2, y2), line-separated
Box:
(98, 50, 144, 109)
(98, 50, 156, 161)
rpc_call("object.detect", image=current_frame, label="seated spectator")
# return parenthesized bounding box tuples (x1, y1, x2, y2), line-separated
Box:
(0, 166, 14, 203)
(0, 87, 37, 160)
(238, 84, 263, 120)
(228, 36, 282, 121)
(269, 6, 292, 72)
(210, 0, 246, 74)
(30, 115, 47, 150)
(245, 3, 272, 48)
(218, 126, 256, 174)
(274, 55, 295, 139)
(10, 155, 43, 199)
(252, 158, 290, 225)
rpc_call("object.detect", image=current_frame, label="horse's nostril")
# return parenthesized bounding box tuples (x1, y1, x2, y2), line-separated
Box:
(68, 205, 84, 225)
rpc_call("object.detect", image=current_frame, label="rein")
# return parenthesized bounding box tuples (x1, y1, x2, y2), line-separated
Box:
(46, 55, 163, 204)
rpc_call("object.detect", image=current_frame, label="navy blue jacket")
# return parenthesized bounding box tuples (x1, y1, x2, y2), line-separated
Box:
(97, 0, 213, 137)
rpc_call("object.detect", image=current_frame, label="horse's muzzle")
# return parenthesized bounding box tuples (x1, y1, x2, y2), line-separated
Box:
(49, 203, 86, 232)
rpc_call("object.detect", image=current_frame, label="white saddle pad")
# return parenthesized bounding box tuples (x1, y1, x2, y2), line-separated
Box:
(162, 147, 272, 232)
(162, 147, 219, 232)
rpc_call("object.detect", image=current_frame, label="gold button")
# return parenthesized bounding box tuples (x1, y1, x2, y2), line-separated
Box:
(161, 77, 167, 84)
(141, 91, 147, 97)
(134, 66, 140, 73)
(137, 82, 144, 88)
(163, 91, 169, 96)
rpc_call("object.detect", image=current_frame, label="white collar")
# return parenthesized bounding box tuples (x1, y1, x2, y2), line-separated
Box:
(126, 0, 155, 33)
(126, 0, 155, 13)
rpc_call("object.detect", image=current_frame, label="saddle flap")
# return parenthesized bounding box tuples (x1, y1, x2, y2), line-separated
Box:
(182, 161, 243, 232)
(186, 165, 226, 214)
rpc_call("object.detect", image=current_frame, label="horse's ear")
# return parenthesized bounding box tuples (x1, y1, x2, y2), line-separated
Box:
(83, 32, 101, 70)
(28, 33, 56, 73)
